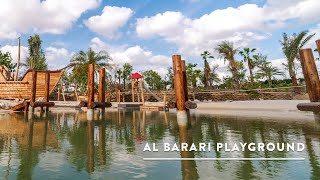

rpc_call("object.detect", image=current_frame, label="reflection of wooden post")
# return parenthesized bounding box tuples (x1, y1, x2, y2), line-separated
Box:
(88, 64, 95, 109)
(98, 68, 106, 104)
(172, 55, 186, 111)
(30, 70, 37, 112)
(87, 121, 94, 173)
(44, 72, 50, 112)
(98, 121, 106, 165)
(181, 60, 188, 101)
(299, 49, 320, 102)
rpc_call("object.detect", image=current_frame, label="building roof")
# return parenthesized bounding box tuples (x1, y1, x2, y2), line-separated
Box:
(130, 72, 143, 79)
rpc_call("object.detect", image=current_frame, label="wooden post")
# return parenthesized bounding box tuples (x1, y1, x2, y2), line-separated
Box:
(181, 60, 188, 101)
(87, 64, 95, 109)
(44, 72, 50, 112)
(75, 84, 79, 101)
(132, 80, 135, 102)
(141, 79, 145, 105)
(172, 55, 186, 111)
(299, 49, 320, 102)
(62, 85, 66, 101)
(30, 70, 37, 112)
(98, 68, 106, 103)
(15, 37, 20, 81)
(57, 85, 60, 101)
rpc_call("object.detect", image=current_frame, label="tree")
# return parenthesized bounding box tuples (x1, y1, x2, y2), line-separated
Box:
(201, 51, 214, 87)
(165, 67, 174, 89)
(0, 51, 16, 71)
(215, 41, 241, 89)
(280, 30, 315, 93)
(115, 68, 123, 85)
(122, 63, 133, 89)
(256, 55, 283, 87)
(239, 47, 257, 82)
(70, 48, 112, 92)
(142, 70, 164, 90)
(26, 34, 47, 70)
(186, 63, 202, 88)
(208, 65, 221, 86)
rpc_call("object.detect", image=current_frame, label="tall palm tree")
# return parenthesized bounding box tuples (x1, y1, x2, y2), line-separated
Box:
(239, 47, 257, 82)
(201, 51, 214, 88)
(256, 55, 283, 87)
(71, 48, 113, 92)
(215, 41, 241, 89)
(280, 30, 315, 93)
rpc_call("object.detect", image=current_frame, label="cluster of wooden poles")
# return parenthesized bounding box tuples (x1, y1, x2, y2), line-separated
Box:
(297, 39, 320, 111)
(82, 64, 112, 119)
(172, 55, 197, 111)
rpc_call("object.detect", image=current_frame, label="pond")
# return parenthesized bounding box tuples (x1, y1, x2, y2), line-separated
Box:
(0, 110, 319, 180)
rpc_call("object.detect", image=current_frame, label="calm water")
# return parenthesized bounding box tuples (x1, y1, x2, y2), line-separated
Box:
(0, 110, 320, 180)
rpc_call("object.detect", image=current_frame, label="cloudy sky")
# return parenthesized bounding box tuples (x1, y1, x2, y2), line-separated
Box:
(0, 0, 320, 78)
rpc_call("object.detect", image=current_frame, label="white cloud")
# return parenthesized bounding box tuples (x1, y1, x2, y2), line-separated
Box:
(0, 45, 28, 63)
(0, 0, 101, 39)
(45, 47, 75, 70)
(85, 6, 133, 38)
(90, 37, 171, 77)
(136, 0, 320, 57)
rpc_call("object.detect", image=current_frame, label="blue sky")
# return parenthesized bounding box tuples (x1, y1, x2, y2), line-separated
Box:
(0, 0, 320, 78)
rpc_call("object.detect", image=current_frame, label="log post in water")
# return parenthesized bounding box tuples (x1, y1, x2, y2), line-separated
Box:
(87, 64, 95, 109)
(30, 70, 37, 112)
(172, 55, 186, 111)
(44, 72, 50, 112)
(98, 68, 106, 107)
(181, 60, 188, 102)
(299, 48, 320, 102)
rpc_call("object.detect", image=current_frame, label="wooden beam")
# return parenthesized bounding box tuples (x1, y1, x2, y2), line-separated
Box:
(297, 102, 320, 111)
(131, 80, 135, 102)
(30, 102, 55, 107)
(299, 48, 320, 102)
(172, 55, 186, 111)
(98, 68, 106, 103)
(79, 101, 112, 109)
(87, 64, 95, 109)
(30, 70, 37, 103)
(44, 72, 50, 112)
(181, 60, 188, 101)
(15, 37, 20, 81)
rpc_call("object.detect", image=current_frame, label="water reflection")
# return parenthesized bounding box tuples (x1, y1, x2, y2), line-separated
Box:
(0, 111, 319, 179)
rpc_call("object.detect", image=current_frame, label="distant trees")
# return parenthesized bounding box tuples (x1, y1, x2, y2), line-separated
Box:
(122, 63, 133, 89)
(26, 34, 47, 70)
(0, 50, 15, 71)
(165, 67, 174, 89)
(255, 54, 283, 87)
(186, 63, 202, 88)
(239, 47, 257, 83)
(215, 41, 241, 89)
(143, 70, 164, 90)
(71, 48, 112, 92)
(280, 30, 315, 92)
(201, 51, 214, 87)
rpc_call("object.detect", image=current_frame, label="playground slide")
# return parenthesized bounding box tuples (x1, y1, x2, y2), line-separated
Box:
(143, 82, 163, 102)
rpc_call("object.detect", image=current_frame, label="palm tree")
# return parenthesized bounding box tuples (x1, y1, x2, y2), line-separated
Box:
(208, 65, 221, 86)
(215, 41, 241, 89)
(201, 51, 214, 88)
(280, 30, 315, 93)
(239, 47, 256, 82)
(256, 55, 283, 87)
(70, 48, 113, 92)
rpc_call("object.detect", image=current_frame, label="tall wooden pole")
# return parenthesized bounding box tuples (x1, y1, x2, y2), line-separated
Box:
(98, 68, 106, 103)
(44, 72, 50, 112)
(172, 55, 186, 111)
(30, 70, 37, 112)
(87, 64, 95, 109)
(316, 40, 320, 57)
(181, 60, 188, 101)
(299, 48, 320, 102)
(15, 37, 20, 81)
